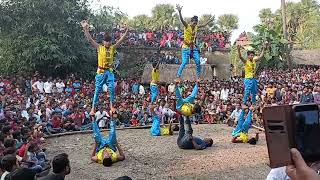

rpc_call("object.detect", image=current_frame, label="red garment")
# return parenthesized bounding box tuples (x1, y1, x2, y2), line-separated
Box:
(18, 143, 27, 157)
(131, 119, 139, 126)
(70, 113, 84, 126)
(51, 117, 62, 128)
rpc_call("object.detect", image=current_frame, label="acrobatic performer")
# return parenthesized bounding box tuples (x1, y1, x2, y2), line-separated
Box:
(231, 104, 259, 145)
(150, 61, 160, 104)
(175, 4, 214, 82)
(237, 43, 266, 105)
(91, 109, 125, 167)
(175, 81, 213, 150)
(150, 104, 174, 136)
(81, 20, 129, 115)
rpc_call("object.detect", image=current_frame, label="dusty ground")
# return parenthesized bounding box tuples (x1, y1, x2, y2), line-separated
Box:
(45, 124, 271, 180)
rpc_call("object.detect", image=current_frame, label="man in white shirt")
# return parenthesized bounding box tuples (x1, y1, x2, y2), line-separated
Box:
(228, 104, 241, 126)
(220, 86, 229, 101)
(168, 83, 175, 94)
(43, 79, 53, 94)
(32, 79, 44, 93)
(139, 85, 145, 96)
(56, 79, 65, 93)
(95, 107, 109, 128)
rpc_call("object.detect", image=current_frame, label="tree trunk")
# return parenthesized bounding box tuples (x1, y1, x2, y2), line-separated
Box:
(281, 0, 292, 69)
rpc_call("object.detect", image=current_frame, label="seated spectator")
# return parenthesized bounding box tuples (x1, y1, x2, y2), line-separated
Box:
(1, 154, 19, 180)
(38, 153, 70, 180)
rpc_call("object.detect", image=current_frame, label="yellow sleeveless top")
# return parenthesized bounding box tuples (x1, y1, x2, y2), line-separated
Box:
(97, 45, 115, 74)
(182, 24, 198, 49)
(244, 58, 257, 79)
(150, 68, 159, 85)
(96, 147, 118, 163)
(181, 103, 194, 116)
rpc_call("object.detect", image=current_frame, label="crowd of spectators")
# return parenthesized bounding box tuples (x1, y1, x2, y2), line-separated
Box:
(0, 65, 319, 177)
(92, 28, 230, 51)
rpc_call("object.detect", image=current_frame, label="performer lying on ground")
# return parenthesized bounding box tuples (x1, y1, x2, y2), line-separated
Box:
(231, 104, 259, 145)
(175, 4, 214, 82)
(81, 20, 129, 115)
(175, 81, 213, 150)
(150, 104, 175, 136)
(91, 110, 125, 167)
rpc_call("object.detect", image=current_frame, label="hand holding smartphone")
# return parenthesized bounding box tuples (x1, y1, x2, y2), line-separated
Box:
(263, 104, 320, 168)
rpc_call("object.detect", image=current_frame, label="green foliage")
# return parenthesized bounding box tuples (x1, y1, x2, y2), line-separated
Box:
(217, 14, 239, 33)
(0, 1, 240, 77)
(0, 0, 96, 77)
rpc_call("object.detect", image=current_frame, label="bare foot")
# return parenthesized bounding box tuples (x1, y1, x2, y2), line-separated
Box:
(90, 108, 96, 116)
(175, 77, 181, 83)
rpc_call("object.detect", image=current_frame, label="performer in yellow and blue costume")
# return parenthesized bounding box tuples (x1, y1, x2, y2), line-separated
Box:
(81, 20, 128, 115)
(237, 44, 266, 105)
(231, 105, 259, 145)
(176, 18, 201, 79)
(150, 105, 173, 136)
(175, 5, 214, 81)
(243, 51, 258, 105)
(150, 61, 160, 104)
(93, 44, 116, 109)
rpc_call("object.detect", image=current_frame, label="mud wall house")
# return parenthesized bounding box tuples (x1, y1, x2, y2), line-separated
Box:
(291, 49, 320, 66)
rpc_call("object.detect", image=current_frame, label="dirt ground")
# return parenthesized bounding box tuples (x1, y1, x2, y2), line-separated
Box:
(45, 124, 271, 180)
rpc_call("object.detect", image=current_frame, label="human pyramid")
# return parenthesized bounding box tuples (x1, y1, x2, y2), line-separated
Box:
(80, 4, 265, 167)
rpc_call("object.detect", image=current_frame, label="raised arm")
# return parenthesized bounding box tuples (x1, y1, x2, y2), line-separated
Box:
(176, 5, 188, 28)
(81, 20, 99, 49)
(114, 26, 129, 48)
(237, 45, 246, 63)
(256, 42, 268, 61)
(198, 16, 215, 29)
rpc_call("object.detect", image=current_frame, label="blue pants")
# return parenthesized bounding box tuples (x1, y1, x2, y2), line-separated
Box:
(232, 110, 253, 137)
(243, 78, 257, 105)
(92, 119, 117, 152)
(177, 48, 201, 78)
(150, 84, 158, 104)
(150, 113, 160, 136)
(92, 70, 115, 107)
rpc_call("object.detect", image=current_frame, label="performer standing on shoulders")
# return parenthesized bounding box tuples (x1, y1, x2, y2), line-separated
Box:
(81, 20, 129, 115)
(175, 4, 214, 82)
(237, 42, 267, 105)
(150, 61, 160, 104)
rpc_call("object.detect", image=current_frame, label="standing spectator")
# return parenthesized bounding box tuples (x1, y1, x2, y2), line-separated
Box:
(132, 81, 139, 95)
(220, 86, 229, 101)
(32, 78, 44, 93)
(139, 85, 145, 96)
(56, 79, 65, 93)
(44, 79, 53, 95)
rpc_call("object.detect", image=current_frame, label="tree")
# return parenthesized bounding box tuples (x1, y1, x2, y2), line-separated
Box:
(217, 14, 239, 33)
(150, 4, 177, 30)
(0, 0, 96, 77)
(199, 14, 216, 31)
(89, 6, 127, 33)
(128, 14, 151, 31)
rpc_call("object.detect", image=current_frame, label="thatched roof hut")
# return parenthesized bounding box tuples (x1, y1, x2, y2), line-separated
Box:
(140, 64, 213, 84)
(291, 49, 320, 65)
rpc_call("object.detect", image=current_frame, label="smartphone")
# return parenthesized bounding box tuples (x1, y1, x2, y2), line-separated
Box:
(293, 104, 320, 162)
